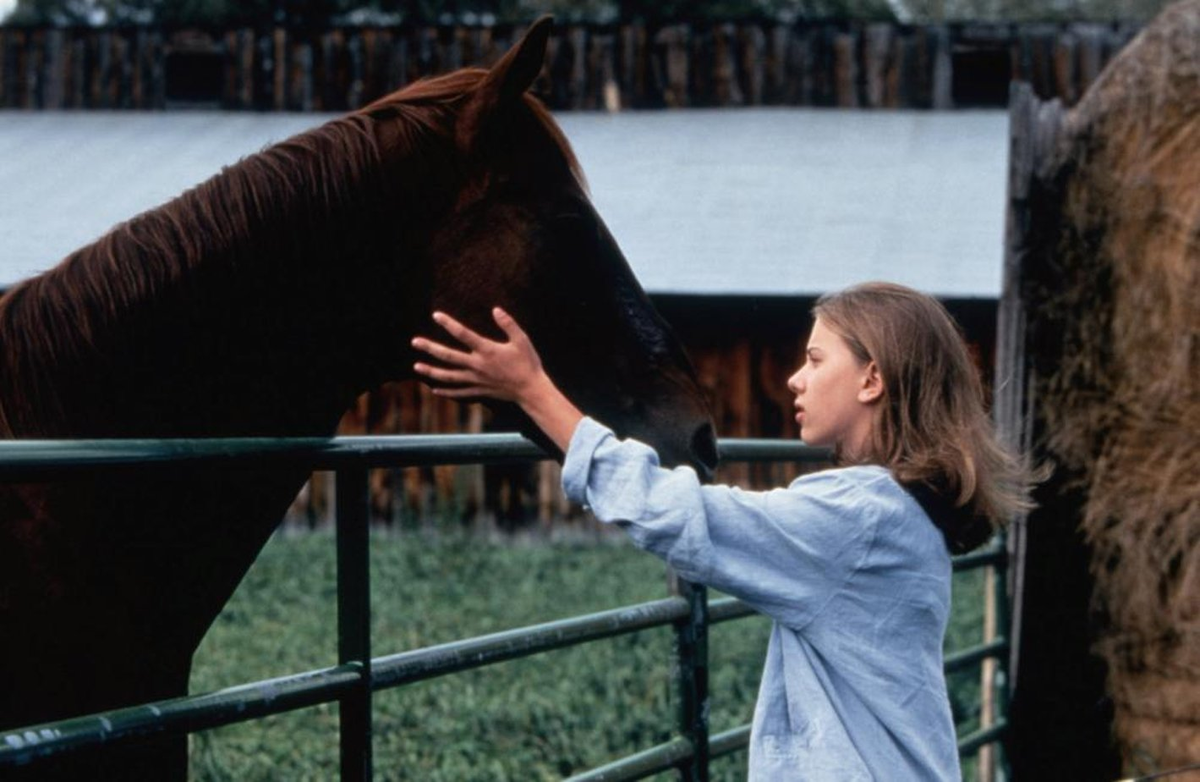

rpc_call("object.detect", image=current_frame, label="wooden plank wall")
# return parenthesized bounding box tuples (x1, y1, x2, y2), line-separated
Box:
(0, 20, 1141, 112)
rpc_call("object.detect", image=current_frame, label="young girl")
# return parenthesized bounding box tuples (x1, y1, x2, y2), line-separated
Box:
(411, 281, 1034, 781)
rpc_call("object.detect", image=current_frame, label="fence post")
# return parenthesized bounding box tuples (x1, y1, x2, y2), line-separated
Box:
(990, 534, 1012, 781)
(670, 571, 709, 782)
(337, 468, 372, 781)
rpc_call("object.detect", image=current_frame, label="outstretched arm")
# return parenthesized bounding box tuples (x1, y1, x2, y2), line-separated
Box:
(411, 308, 584, 452)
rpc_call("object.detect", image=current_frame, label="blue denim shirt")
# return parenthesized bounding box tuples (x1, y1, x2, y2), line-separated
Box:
(562, 417, 960, 781)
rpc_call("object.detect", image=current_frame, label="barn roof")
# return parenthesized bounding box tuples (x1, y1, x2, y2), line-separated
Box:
(0, 108, 1007, 298)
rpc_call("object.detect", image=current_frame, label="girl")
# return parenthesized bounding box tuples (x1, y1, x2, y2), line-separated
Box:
(411, 281, 1034, 780)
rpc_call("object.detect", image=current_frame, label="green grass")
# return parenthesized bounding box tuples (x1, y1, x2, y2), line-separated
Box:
(190, 531, 989, 780)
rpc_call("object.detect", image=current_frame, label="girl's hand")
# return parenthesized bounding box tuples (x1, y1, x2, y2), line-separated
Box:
(411, 308, 543, 404)
(410, 307, 584, 453)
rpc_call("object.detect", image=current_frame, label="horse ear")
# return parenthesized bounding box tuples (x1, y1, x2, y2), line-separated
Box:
(457, 16, 553, 150)
(481, 16, 553, 107)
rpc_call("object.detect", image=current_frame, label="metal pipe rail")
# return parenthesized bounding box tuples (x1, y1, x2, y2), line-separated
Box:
(0, 592, 1008, 772)
(0, 434, 1008, 779)
(0, 435, 834, 479)
(0, 599, 695, 767)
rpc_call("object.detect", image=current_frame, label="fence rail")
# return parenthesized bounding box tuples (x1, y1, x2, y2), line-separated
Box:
(0, 434, 1009, 779)
(0, 19, 1140, 113)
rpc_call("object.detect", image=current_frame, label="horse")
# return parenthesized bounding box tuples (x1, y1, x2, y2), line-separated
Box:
(0, 19, 717, 779)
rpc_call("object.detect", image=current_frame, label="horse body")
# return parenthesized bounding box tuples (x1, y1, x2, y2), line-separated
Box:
(0, 20, 716, 779)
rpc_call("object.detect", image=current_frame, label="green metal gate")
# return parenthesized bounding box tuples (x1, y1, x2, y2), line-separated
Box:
(0, 435, 1009, 779)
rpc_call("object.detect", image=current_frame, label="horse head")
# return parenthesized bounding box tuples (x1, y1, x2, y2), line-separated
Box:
(364, 19, 719, 478)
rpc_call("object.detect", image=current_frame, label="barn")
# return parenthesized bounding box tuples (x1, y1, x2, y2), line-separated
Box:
(0, 107, 1007, 523)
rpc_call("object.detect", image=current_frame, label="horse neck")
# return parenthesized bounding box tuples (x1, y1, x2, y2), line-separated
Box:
(0, 116, 456, 438)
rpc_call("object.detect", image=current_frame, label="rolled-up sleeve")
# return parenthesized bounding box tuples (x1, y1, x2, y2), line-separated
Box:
(562, 417, 879, 631)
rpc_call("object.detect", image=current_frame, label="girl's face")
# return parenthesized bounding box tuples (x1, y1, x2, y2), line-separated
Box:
(786, 317, 882, 459)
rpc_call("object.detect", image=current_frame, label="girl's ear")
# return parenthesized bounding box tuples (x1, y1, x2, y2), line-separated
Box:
(858, 362, 884, 404)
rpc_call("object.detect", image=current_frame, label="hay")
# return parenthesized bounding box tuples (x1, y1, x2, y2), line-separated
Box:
(1028, 0, 1200, 771)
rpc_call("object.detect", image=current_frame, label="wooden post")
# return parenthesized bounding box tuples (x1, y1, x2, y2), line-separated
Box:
(888, 30, 907, 107)
(347, 30, 363, 109)
(442, 25, 462, 73)
(999, 80, 1054, 708)
(618, 23, 641, 107)
(239, 28, 255, 109)
(387, 32, 407, 93)
(1001, 79, 1124, 780)
(589, 31, 618, 112)
(1074, 23, 1105, 95)
(713, 23, 741, 106)
(313, 31, 329, 111)
(134, 29, 147, 108)
(979, 565, 999, 781)
(739, 23, 764, 105)
(292, 40, 313, 111)
(129, 29, 142, 108)
(90, 30, 106, 108)
(366, 28, 387, 102)
(567, 25, 586, 110)
(222, 30, 236, 108)
(116, 31, 132, 108)
(24, 30, 41, 108)
(323, 29, 344, 111)
(43, 28, 64, 109)
(814, 24, 840, 105)
(654, 24, 689, 108)
(415, 25, 437, 80)
(865, 23, 892, 108)
(996, 80, 1046, 782)
(765, 24, 788, 104)
(930, 24, 952, 109)
(1024, 23, 1057, 100)
(1054, 30, 1078, 105)
(789, 26, 815, 105)
(833, 30, 858, 108)
(273, 27, 286, 111)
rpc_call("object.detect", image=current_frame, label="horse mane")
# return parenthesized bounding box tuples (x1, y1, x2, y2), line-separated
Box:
(0, 111, 389, 437)
(0, 67, 584, 438)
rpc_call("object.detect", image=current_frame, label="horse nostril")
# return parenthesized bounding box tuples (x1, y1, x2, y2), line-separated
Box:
(691, 422, 719, 480)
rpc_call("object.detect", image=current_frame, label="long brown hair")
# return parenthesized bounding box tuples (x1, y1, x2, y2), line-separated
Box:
(813, 282, 1036, 552)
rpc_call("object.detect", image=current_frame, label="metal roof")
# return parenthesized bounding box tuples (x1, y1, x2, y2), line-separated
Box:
(0, 108, 1007, 298)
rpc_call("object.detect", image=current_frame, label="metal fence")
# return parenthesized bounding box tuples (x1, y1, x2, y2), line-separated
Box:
(0, 434, 1009, 779)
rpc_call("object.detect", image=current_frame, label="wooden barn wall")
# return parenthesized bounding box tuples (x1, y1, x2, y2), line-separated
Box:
(290, 295, 997, 528)
(0, 20, 1140, 113)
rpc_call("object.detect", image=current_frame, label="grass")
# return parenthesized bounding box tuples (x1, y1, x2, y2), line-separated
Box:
(190, 530, 990, 780)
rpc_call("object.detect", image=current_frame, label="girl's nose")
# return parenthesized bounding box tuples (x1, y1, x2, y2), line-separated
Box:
(787, 370, 803, 394)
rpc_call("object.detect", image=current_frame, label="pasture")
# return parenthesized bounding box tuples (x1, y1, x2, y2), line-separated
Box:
(190, 529, 986, 781)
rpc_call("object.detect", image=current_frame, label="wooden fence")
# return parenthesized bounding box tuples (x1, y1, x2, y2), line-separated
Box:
(0, 19, 1140, 112)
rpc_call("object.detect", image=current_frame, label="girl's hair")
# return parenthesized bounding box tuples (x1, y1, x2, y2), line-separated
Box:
(813, 281, 1037, 552)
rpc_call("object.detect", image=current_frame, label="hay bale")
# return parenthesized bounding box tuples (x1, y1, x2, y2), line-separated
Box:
(1024, 0, 1199, 772)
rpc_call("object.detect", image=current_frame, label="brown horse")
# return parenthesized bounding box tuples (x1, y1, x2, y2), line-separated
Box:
(0, 19, 716, 779)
